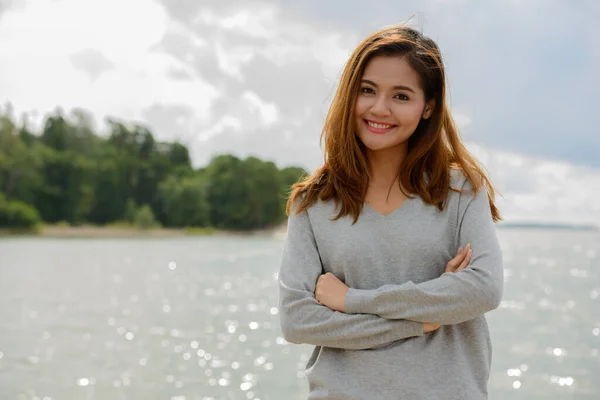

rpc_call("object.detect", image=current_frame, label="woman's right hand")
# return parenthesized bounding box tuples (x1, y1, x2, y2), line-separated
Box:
(423, 244, 473, 333)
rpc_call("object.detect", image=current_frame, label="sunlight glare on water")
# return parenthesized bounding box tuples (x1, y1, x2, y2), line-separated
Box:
(0, 229, 598, 399)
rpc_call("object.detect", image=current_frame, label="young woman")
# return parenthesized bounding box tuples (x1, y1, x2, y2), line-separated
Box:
(278, 24, 504, 399)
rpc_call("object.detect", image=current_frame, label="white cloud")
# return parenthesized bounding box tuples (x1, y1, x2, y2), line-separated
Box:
(1, 0, 598, 227)
(194, 7, 277, 40)
(465, 144, 600, 227)
(452, 112, 473, 131)
(214, 41, 253, 81)
(192, 3, 351, 83)
(198, 114, 242, 142)
(0, 0, 217, 131)
(0, 0, 166, 60)
(241, 91, 279, 125)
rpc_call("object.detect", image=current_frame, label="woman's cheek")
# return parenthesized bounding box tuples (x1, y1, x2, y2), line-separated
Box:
(395, 103, 424, 121)
(355, 96, 371, 115)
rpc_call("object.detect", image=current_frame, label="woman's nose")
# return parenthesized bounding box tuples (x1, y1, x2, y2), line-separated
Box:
(371, 96, 391, 117)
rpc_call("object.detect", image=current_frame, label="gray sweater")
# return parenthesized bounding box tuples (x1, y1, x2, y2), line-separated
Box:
(278, 170, 504, 399)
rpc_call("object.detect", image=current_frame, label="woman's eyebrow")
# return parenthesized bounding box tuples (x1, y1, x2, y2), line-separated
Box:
(361, 79, 416, 94)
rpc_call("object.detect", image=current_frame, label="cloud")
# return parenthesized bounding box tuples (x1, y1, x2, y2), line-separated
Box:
(467, 143, 600, 227)
(69, 49, 114, 81)
(143, 0, 352, 169)
(140, 104, 196, 142)
(275, 0, 600, 168)
(241, 91, 279, 125)
(0, 0, 218, 130)
(0, 0, 598, 226)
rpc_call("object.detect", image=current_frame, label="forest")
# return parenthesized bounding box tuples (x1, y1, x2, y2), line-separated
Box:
(0, 105, 307, 232)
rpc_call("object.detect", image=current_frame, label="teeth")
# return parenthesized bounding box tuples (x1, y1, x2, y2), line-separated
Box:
(367, 121, 393, 129)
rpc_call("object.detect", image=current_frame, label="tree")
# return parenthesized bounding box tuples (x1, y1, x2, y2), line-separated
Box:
(278, 165, 308, 209)
(87, 153, 129, 224)
(158, 175, 210, 227)
(168, 142, 192, 167)
(134, 204, 159, 229)
(0, 192, 41, 230)
(40, 113, 70, 151)
(205, 154, 249, 229)
(0, 106, 307, 231)
(33, 148, 92, 224)
(243, 156, 284, 228)
(0, 115, 44, 204)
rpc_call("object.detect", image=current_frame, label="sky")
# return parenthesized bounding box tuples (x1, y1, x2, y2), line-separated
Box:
(0, 0, 598, 226)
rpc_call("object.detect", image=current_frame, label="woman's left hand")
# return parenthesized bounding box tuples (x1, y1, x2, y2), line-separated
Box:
(315, 272, 349, 312)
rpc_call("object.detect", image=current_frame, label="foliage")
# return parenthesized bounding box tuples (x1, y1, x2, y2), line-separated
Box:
(133, 204, 159, 230)
(0, 192, 42, 230)
(0, 104, 307, 231)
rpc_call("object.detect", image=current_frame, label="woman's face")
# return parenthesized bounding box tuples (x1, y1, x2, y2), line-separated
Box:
(354, 55, 433, 154)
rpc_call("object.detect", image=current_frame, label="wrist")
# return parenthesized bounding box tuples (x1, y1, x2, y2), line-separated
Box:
(345, 287, 373, 314)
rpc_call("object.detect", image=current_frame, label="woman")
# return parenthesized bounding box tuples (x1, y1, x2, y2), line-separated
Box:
(278, 24, 504, 399)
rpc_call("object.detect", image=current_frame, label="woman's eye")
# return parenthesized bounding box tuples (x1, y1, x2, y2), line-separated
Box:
(395, 94, 409, 100)
(360, 87, 374, 94)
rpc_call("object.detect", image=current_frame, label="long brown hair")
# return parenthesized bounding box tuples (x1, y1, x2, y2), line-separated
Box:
(287, 24, 501, 223)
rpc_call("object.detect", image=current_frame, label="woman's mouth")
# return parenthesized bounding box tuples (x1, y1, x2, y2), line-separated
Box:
(364, 119, 396, 134)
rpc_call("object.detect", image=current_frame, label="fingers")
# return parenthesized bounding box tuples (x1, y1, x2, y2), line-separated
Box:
(445, 243, 472, 273)
(459, 242, 471, 256)
(317, 272, 336, 286)
(445, 245, 466, 272)
(423, 322, 441, 333)
(315, 273, 339, 301)
(455, 247, 472, 272)
(315, 274, 325, 300)
(319, 272, 345, 286)
(316, 273, 329, 283)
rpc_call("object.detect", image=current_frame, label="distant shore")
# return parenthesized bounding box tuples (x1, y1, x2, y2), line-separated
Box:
(2, 220, 597, 239)
(496, 222, 599, 231)
(0, 223, 288, 239)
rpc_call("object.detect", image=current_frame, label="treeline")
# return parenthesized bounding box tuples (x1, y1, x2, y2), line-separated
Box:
(0, 105, 307, 232)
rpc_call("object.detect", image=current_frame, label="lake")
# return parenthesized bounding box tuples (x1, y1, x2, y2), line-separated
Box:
(0, 229, 598, 399)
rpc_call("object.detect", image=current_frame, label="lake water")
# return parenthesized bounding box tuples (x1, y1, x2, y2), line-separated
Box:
(0, 229, 598, 399)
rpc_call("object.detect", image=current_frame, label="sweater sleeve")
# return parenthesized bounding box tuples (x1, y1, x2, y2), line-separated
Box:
(278, 203, 424, 350)
(345, 181, 504, 325)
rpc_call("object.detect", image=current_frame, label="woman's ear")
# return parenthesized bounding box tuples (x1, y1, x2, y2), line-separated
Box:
(422, 99, 435, 119)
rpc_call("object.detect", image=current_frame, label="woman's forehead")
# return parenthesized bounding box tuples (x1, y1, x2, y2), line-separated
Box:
(362, 56, 421, 89)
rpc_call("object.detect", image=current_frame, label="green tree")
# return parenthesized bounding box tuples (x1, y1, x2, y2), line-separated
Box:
(205, 155, 301, 230)
(278, 165, 308, 209)
(134, 204, 159, 229)
(124, 198, 137, 224)
(87, 153, 129, 224)
(33, 148, 92, 224)
(167, 142, 192, 167)
(158, 175, 210, 227)
(0, 104, 308, 232)
(205, 154, 249, 229)
(0, 192, 41, 230)
(243, 156, 284, 228)
(40, 112, 70, 151)
(0, 115, 44, 204)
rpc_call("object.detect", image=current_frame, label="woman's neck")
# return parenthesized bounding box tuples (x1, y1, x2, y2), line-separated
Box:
(367, 147, 407, 188)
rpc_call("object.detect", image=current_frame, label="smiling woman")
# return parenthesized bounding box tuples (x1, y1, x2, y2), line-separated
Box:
(355, 56, 433, 153)
(278, 24, 504, 400)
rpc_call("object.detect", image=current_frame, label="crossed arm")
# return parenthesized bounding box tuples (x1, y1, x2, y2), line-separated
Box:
(278, 185, 504, 350)
(315, 243, 473, 325)
(278, 209, 425, 350)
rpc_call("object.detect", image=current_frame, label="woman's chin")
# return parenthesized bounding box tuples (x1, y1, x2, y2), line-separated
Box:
(360, 138, 402, 152)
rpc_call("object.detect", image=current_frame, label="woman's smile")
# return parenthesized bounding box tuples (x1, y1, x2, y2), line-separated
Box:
(364, 119, 397, 134)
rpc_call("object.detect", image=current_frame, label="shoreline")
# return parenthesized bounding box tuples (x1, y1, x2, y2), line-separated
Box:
(0, 223, 288, 239)
(5, 220, 595, 239)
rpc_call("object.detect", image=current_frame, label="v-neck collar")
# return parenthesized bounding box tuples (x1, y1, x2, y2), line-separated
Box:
(362, 195, 416, 218)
